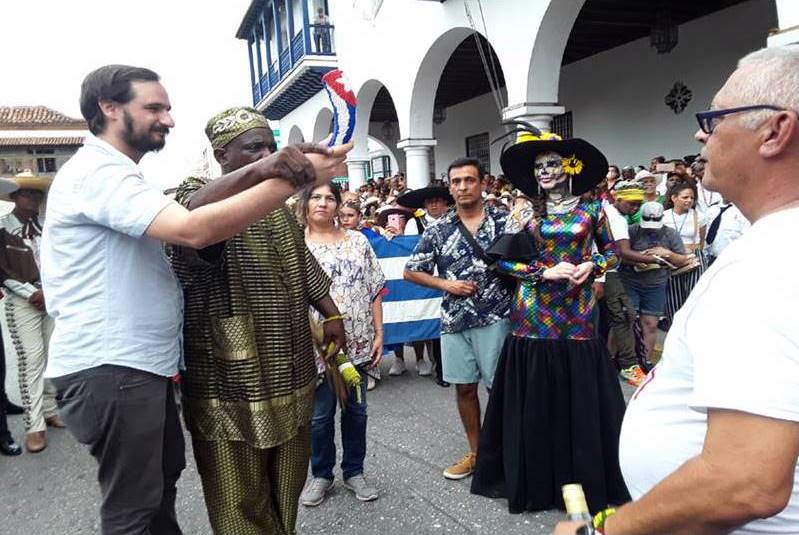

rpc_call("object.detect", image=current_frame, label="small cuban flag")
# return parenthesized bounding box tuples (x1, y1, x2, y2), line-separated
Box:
(322, 69, 357, 147)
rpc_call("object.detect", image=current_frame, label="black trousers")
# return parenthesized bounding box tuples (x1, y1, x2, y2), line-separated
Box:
(53, 365, 186, 535)
(0, 326, 8, 441)
(430, 338, 444, 382)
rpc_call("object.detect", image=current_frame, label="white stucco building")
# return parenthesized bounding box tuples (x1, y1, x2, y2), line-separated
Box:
(236, 0, 796, 190)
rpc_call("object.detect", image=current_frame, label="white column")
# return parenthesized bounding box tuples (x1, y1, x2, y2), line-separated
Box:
(769, 0, 799, 46)
(346, 159, 369, 190)
(397, 138, 436, 190)
(501, 103, 565, 134)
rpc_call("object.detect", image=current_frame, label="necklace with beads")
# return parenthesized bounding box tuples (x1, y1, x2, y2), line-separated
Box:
(546, 192, 580, 215)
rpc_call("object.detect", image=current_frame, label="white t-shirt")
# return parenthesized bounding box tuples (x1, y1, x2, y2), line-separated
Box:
(403, 213, 436, 236)
(602, 203, 629, 274)
(662, 208, 706, 247)
(696, 182, 724, 218)
(619, 206, 799, 534)
(42, 135, 182, 378)
(705, 204, 750, 259)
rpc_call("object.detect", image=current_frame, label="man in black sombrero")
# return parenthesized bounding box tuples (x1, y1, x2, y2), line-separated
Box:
(393, 186, 455, 385)
(471, 128, 630, 515)
(397, 184, 453, 235)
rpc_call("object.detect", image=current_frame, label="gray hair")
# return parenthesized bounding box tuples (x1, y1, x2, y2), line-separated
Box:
(733, 45, 799, 128)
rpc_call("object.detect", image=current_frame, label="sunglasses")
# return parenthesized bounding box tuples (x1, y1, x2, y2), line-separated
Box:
(695, 105, 786, 134)
(641, 215, 663, 222)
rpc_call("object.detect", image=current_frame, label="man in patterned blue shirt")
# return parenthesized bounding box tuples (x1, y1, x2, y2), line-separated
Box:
(405, 157, 511, 481)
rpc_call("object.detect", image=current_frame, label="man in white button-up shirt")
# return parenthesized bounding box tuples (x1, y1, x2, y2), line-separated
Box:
(41, 64, 349, 535)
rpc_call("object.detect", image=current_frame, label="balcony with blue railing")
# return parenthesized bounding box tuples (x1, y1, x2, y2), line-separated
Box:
(238, 0, 337, 117)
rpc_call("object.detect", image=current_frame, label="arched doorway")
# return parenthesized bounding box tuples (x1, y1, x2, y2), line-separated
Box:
(349, 79, 402, 189)
(410, 28, 507, 181)
(287, 124, 305, 145)
(311, 108, 333, 143)
(554, 0, 778, 167)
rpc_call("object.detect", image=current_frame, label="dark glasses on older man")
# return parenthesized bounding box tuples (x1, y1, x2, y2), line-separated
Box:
(695, 105, 786, 134)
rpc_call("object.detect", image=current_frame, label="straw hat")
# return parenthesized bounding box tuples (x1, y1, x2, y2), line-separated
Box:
(0, 170, 52, 202)
(0, 177, 19, 200)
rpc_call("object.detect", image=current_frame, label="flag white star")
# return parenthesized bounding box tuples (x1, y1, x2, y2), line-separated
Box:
(336, 74, 352, 94)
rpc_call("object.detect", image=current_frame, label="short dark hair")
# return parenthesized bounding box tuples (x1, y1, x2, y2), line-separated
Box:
(80, 65, 160, 135)
(651, 155, 666, 164)
(447, 157, 485, 179)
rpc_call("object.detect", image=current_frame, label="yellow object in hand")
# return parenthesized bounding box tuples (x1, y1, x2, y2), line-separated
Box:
(335, 351, 363, 404)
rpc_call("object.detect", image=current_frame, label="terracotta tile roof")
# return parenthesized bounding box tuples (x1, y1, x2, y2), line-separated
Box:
(0, 136, 84, 147)
(0, 106, 86, 129)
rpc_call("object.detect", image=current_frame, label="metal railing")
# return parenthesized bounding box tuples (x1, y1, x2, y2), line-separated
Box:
(251, 22, 337, 105)
(308, 24, 335, 55)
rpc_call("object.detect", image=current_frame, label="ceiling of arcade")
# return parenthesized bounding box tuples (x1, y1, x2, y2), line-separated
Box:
(370, 0, 752, 123)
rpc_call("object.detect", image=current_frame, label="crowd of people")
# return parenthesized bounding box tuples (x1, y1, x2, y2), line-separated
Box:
(2, 44, 799, 535)
(324, 143, 748, 394)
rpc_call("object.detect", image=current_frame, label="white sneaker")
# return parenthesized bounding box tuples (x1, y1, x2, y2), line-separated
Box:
(389, 355, 407, 376)
(300, 477, 333, 507)
(343, 474, 379, 502)
(367, 374, 377, 391)
(417, 360, 433, 376)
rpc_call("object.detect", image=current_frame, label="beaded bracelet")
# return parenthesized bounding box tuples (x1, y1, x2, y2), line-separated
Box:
(593, 507, 616, 534)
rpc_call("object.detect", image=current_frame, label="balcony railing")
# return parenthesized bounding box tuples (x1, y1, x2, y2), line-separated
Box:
(269, 64, 279, 87)
(251, 23, 336, 105)
(308, 24, 336, 55)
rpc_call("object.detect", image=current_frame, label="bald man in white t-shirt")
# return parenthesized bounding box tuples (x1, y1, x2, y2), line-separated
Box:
(556, 45, 799, 535)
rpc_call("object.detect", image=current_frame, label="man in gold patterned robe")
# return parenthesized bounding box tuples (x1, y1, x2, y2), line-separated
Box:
(169, 107, 345, 535)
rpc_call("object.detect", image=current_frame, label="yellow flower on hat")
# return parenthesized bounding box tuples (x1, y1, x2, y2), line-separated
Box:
(562, 154, 584, 175)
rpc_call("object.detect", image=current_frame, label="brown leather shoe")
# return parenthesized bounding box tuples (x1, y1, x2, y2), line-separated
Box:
(25, 431, 46, 453)
(45, 415, 66, 428)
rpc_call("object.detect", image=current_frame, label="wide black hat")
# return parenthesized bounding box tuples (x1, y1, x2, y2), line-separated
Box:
(499, 130, 608, 198)
(396, 186, 453, 210)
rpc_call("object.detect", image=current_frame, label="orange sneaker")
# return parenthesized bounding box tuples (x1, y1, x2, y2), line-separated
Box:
(620, 365, 647, 387)
(443, 452, 476, 480)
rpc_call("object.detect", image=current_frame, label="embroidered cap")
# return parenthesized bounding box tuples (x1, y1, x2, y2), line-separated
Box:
(205, 106, 271, 149)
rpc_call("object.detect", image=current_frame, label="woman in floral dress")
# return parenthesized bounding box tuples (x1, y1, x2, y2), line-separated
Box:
(299, 182, 385, 507)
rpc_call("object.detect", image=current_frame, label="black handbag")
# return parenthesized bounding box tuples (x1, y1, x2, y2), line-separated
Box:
(456, 220, 533, 290)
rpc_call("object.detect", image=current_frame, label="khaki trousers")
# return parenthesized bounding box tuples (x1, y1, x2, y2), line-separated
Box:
(5, 293, 56, 433)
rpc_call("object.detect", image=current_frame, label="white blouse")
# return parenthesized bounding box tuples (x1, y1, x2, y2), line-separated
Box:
(663, 208, 706, 246)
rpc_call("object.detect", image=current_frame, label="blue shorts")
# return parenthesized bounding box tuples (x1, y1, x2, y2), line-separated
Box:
(440, 319, 509, 388)
(621, 278, 667, 317)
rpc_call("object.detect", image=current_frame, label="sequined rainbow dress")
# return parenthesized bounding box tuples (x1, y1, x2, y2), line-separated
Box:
(471, 199, 630, 514)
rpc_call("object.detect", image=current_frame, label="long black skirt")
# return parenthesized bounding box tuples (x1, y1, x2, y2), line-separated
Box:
(470, 336, 631, 514)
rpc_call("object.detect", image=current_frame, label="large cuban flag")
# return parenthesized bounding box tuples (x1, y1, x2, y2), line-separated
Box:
(367, 234, 442, 345)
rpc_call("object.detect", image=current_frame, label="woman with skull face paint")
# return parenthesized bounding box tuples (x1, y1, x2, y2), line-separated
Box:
(471, 130, 630, 515)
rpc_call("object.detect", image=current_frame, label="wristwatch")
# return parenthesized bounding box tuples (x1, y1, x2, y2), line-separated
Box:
(576, 525, 594, 535)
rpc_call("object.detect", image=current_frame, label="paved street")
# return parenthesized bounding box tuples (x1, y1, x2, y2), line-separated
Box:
(1, 354, 633, 535)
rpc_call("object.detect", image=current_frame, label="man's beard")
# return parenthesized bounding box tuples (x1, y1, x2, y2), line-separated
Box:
(122, 110, 168, 153)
